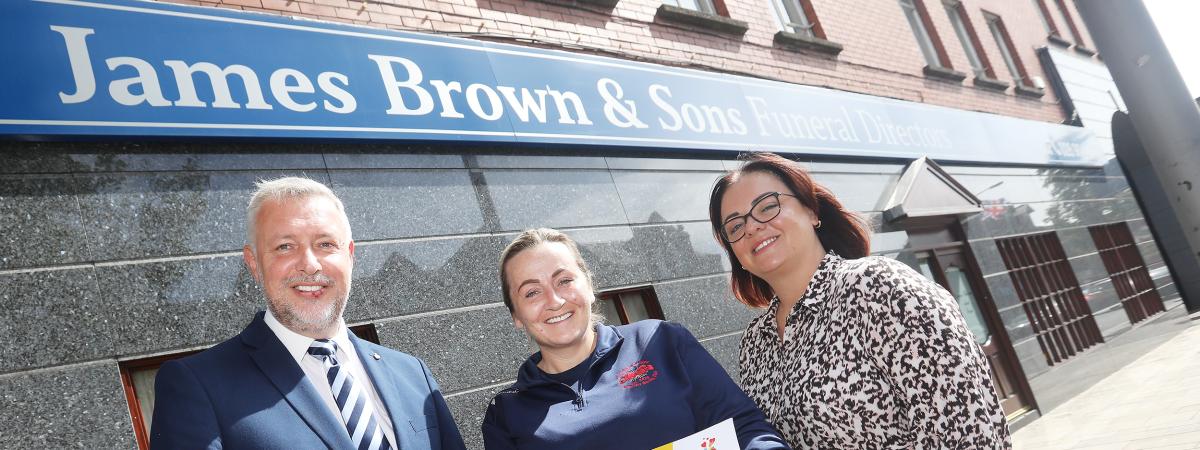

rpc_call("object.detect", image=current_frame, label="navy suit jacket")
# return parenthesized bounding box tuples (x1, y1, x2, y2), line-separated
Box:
(150, 312, 467, 450)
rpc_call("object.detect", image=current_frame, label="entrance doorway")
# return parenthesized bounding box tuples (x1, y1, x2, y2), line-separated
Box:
(907, 226, 1034, 418)
(881, 156, 1036, 418)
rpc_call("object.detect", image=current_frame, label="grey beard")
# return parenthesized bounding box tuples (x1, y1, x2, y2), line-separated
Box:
(265, 292, 347, 336)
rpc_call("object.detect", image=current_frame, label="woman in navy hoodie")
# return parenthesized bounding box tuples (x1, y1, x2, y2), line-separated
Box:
(481, 228, 789, 450)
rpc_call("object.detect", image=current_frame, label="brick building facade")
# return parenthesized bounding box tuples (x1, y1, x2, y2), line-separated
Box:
(163, 0, 1093, 121)
(1, 0, 1186, 448)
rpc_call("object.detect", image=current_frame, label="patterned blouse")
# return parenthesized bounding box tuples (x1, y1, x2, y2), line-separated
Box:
(739, 252, 1010, 449)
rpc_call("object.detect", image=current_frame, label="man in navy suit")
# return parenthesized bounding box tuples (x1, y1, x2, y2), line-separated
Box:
(151, 177, 466, 450)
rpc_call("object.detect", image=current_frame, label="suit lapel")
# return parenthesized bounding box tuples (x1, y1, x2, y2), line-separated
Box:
(241, 312, 355, 450)
(350, 335, 410, 448)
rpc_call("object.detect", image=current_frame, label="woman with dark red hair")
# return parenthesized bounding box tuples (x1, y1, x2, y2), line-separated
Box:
(709, 152, 1010, 449)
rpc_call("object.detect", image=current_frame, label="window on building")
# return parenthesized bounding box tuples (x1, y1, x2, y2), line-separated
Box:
(770, 0, 824, 38)
(655, 0, 748, 35)
(1031, 0, 1061, 39)
(120, 323, 382, 450)
(996, 232, 1103, 366)
(984, 12, 1032, 87)
(899, 0, 951, 69)
(1052, 0, 1085, 45)
(597, 286, 665, 325)
(664, 0, 718, 15)
(943, 0, 994, 78)
(120, 350, 201, 450)
(1089, 222, 1166, 325)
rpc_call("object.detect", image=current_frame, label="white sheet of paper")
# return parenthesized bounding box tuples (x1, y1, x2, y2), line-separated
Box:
(652, 417, 739, 450)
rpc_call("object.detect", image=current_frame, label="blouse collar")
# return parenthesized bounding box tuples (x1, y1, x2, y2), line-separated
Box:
(767, 251, 843, 315)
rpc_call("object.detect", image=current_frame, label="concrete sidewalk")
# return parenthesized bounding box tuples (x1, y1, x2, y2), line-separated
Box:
(1012, 318, 1200, 449)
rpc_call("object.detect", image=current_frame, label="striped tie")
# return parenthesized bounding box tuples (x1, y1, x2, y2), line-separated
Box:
(307, 339, 393, 450)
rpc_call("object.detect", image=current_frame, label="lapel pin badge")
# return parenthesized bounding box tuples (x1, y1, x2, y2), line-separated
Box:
(372, 352, 381, 360)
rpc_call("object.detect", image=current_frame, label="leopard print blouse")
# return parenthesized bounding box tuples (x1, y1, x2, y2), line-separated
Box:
(739, 252, 1011, 450)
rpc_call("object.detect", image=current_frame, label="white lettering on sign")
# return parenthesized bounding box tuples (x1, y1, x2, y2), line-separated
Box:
(650, 84, 747, 135)
(856, 110, 952, 149)
(317, 72, 356, 114)
(52, 25, 357, 113)
(741, 94, 952, 149)
(106, 56, 171, 107)
(368, 53, 592, 125)
(369, 54, 434, 115)
(597, 78, 647, 129)
(52, 25, 97, 104)
(44, 23, 958, 150)
(270, 68, 317, 112)
(546, 89, 593, 125)
(163, 61, 273, 109)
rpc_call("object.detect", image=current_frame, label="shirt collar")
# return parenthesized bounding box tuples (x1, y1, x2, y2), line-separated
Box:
(517, 323, 624, 388)
(264, 309, 351, 365)
(768, 251, 843, 313)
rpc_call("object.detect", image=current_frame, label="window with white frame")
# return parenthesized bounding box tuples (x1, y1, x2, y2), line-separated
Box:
(899, 0, 945, 67)
(943, 0, 990, 77)
(1031, 0, 1061, 38)
(664, 0, 717, 15)
(985, 12, 1027, 86)
(597, 287, 665, 325)
(771, 0, 816, 37)
(1052, 0, 1085, 44)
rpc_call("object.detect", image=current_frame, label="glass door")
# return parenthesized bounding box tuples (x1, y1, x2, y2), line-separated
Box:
(916, 247, 1031, 417)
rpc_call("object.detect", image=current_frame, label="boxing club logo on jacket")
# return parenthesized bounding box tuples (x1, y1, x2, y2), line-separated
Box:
(617, 359, 659, 389)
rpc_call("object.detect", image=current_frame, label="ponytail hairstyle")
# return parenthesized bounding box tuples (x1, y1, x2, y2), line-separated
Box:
(708, 152, 870, 308)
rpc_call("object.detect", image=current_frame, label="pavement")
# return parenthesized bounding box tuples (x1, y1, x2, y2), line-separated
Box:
(1011, 316, 1200, 449)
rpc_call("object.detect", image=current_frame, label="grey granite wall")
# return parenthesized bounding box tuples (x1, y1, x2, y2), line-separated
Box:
(942, 163, 1181, 404)
(0, 361, 137, 449)
(0, 143, 899, 448)
(1, 142, 1171, 447)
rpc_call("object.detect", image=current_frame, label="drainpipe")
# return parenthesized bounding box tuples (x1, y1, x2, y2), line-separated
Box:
(1075, 0, 1200, 313)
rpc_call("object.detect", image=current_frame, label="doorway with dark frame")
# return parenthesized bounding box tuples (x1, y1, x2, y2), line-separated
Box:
(906, 225, 1036, 419)
(881, 156, 1038, 420)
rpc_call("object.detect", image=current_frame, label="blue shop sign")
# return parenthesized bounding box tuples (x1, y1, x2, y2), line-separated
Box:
(1, 0, 1109, 166)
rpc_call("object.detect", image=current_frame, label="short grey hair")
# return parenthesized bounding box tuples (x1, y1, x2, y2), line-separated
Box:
(246, 176, 350, 250)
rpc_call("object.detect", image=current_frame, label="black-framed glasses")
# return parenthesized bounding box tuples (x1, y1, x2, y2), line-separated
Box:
(721, 192, 796, 244)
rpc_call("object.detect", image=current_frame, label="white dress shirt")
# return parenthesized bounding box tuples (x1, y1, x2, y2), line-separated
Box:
(264, 310, 398, 448)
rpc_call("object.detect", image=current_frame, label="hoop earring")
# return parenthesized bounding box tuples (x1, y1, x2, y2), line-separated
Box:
(814, 220, 822, 229)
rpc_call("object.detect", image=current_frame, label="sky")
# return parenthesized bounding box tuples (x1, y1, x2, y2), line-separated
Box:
(1143, 0, 1200, 99)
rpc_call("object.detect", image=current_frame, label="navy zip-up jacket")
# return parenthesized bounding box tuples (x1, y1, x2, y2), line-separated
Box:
(481, 320, 790, 450)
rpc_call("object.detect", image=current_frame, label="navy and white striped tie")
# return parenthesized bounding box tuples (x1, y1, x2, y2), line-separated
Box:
(307, 339, 393, 450)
